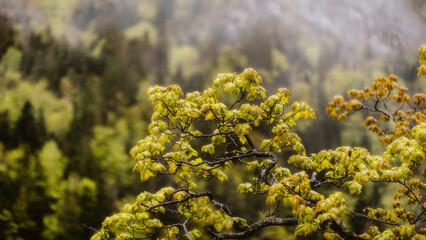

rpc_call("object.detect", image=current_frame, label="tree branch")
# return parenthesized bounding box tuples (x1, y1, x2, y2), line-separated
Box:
(328, 220, 366, 240)
(142, 190, 232, 216)
(207, 217, 298, 239)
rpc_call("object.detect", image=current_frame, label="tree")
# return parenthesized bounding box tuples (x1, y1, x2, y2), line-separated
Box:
(92, 46, 426, 240)
(15, 101, 47, 152)
(0, 14, 15, 59)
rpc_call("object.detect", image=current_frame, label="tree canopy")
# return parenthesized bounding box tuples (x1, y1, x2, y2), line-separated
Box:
(91, 47, 426, 240)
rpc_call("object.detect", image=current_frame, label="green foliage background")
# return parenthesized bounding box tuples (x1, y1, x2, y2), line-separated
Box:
(0, 1, 425, 239)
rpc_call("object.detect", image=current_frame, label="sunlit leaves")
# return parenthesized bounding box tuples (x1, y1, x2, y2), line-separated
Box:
(216, 171, 228, 181)
(295, 205, 317, 236)
(323, 232, 343, 240)
(238, 103, 262, 124)
(365, 207, 399, 224)
(290, 101, 315, 121)
(343, 181, 362, 194)
(316, 192, 347, 222)
(327, 59, 426, 145)
(213, 68, 266, 101)
(237, 182, 253, 193)
(274, 167, 291, 180)
(293, 192, 347, 237)
(234, 123, 252, 144)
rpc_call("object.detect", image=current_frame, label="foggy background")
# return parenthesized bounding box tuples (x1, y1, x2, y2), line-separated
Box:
(0, 0, 425, 239)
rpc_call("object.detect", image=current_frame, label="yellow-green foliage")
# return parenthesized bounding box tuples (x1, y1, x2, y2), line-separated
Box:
(93, 48, 426, 240)
(0, 80, 73, 135)
(0, 47, 22, 75)
(39, 141, 66, 195)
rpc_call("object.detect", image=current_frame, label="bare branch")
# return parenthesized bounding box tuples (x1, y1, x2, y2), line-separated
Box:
(207, 217, 298, 239)
(328, 220, 366, 240)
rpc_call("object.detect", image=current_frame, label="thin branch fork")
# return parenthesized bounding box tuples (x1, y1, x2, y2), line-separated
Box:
(346, 209, 399, 226)
(141, 190, 232, 216)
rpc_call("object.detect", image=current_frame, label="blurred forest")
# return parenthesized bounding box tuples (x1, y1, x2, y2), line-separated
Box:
(0, 0, 425, 239)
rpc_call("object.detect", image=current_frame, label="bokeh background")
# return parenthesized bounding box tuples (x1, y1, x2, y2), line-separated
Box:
(0, 0, 425, 239)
